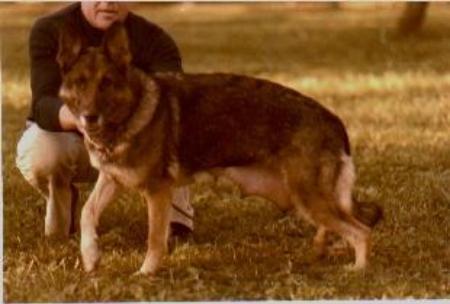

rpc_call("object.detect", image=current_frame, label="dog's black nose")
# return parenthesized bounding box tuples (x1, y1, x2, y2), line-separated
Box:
(82, 114, 99, 125)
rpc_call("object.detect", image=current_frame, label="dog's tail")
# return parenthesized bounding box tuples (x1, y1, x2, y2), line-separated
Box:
(335, 154, 383, 228)
(353, 198, 383, 228)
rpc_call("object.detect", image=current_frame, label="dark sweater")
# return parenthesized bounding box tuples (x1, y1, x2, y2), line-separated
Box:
(28, 3, 182, 131)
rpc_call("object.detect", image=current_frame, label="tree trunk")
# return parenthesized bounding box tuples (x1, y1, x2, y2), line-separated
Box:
(398, 2, 429, 35)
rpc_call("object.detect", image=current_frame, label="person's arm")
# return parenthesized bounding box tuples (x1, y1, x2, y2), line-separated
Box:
(145, 29, 182, 73)
(29, 17, 78, 132)
(132, 18, 183, 73)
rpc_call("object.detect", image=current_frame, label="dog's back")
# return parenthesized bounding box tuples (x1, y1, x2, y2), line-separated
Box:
(154, 73, 350, 171)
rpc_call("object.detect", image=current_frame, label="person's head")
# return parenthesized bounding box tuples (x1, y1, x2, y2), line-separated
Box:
(81, 2, 129, 30)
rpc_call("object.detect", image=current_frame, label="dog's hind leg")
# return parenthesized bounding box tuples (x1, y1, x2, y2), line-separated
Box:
(313, 225, 328, 259)
(290, 152, 372, 269)
(139, 181, 172, 275)
(293, 192, 370, 269)
(311, 154, 354, 260)
(324, 212, 371, 270)
(333, 154, 372, 269)
(80, 172, 119, 272)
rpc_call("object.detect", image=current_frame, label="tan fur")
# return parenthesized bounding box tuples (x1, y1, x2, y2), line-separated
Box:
(336, 154, 356, 214)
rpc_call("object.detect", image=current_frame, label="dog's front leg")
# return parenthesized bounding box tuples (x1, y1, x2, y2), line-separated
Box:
(80, 171, 119, 272)
(139, 182, 172, 275)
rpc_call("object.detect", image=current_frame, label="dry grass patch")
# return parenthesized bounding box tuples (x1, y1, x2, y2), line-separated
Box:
(2, 3, 450, 301)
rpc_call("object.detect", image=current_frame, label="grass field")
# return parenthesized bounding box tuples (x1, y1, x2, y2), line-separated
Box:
(2, 3, 450, 301)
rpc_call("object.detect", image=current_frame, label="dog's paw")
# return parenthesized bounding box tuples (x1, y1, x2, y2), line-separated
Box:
(138, 251, 165, 275)
(344, 263, 366, 272)
(81, 239, 101, 272)
(327, 239, 350, 257)
(131, 270, 143, 277)
(138, 261, 159, 276)
(131, 269, 158, 278)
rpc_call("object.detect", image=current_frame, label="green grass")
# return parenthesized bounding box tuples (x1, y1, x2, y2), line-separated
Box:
(2, 3, 450, 301)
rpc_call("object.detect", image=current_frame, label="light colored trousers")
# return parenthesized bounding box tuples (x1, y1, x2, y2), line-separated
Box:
(16, 122, 194, 237)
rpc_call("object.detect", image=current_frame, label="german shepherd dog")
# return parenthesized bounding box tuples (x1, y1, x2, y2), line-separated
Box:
(57, 22, 382, 275)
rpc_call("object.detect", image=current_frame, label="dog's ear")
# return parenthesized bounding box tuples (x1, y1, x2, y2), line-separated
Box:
(103, 22, 131, 71)
(57, 19, 83, 74)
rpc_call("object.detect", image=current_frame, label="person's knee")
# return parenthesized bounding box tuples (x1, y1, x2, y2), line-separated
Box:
(16, 124, 82, 188)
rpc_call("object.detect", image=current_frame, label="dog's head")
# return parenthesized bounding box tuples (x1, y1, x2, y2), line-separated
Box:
(57, 21, 137, 139)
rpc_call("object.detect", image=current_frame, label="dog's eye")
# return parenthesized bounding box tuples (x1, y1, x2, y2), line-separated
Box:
(74, 76, 87, 89)
(99, 76, 113, 90)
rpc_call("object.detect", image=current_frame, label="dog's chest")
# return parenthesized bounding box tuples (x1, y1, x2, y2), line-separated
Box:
(104, 164, 148, 188)
(88, 147, 149, 189)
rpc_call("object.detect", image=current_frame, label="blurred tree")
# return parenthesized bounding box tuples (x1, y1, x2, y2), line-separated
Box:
(329, 2, 341, 10)
(398, 2, 429, 35)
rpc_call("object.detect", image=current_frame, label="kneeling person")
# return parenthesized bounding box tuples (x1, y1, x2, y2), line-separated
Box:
(16, 2, 194, 238)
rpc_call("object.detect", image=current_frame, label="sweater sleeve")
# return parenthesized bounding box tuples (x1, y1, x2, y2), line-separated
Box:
(145, 29, 183, 73)
(133, 20, 183, 74)
(29, 17, 64, 131)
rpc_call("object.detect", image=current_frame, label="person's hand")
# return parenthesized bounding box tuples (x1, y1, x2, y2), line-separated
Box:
(59, 104, 80, 132)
